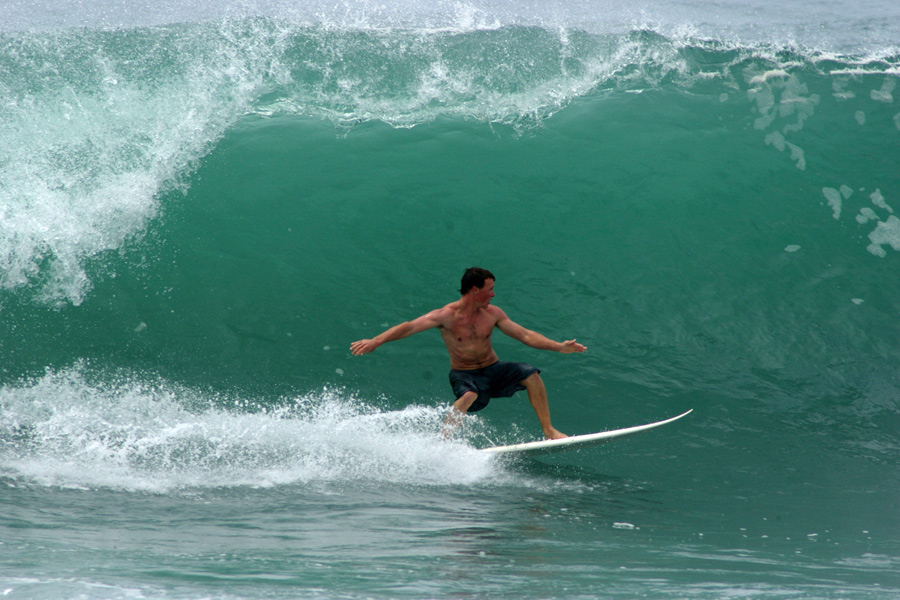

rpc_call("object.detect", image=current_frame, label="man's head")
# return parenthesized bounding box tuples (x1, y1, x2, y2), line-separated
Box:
(460, 267, 495, 295)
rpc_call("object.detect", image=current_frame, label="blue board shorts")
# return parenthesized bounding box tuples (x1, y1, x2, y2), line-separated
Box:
(448, 361, 540, 412)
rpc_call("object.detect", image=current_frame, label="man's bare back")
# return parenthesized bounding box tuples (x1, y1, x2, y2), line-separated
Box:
(350, 268, 585, 439)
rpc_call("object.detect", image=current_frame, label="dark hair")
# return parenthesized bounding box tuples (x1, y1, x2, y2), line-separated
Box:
(459, 267, 495, 295)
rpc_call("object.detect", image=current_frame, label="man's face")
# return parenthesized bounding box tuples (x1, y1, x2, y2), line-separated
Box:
(473, 279, 495, 305)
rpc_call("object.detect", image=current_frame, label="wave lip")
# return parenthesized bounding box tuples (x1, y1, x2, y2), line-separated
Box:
(3, 0, 899, 52)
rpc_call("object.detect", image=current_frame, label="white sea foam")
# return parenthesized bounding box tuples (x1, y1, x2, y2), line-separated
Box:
(870, 188, 893, 213)
(0, 21, 292, 305)
(0, 365, 498, 492)
(867, 215, 900, 257)
(870, 78, 896, 103)
(822, 187, 843, 219)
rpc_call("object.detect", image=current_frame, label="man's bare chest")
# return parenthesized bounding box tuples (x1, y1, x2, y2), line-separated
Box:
(447, 315, 495, 342)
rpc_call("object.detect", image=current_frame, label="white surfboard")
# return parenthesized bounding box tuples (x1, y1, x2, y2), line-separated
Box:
(479, 409, 693, 457)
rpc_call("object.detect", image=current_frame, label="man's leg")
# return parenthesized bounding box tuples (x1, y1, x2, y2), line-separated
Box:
(442, 391, 478, 438)
(521, 372, 567, 439)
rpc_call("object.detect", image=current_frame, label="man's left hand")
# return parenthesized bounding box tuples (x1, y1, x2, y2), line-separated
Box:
(560, 339, 586, 353)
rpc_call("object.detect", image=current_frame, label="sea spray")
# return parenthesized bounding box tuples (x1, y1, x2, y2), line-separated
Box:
(0, 364, 499, 491)
(0, 20, 294, 304)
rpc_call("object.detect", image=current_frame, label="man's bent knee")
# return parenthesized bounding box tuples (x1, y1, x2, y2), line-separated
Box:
(521, 372, 544, 388)
(453, 391, 479, 413)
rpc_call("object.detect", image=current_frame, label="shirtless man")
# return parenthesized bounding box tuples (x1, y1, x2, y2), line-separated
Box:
(350, 267, 586, 439)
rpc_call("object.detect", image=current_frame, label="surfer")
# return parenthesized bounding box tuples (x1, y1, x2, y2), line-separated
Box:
(350, 267, 586, 439)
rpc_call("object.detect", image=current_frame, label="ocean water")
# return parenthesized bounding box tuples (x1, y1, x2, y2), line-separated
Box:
(2, 1, 900, 598)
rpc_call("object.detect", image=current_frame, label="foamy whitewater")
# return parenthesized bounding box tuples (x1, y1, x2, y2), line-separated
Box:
(2, 0, 900, 598)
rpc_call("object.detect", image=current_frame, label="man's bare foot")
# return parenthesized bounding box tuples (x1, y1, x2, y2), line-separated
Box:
(544, 428, 568, 440)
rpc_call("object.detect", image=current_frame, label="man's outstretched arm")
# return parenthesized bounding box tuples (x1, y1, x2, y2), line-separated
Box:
(496, 312, 586, 353)
(350, 311, 443, 356)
